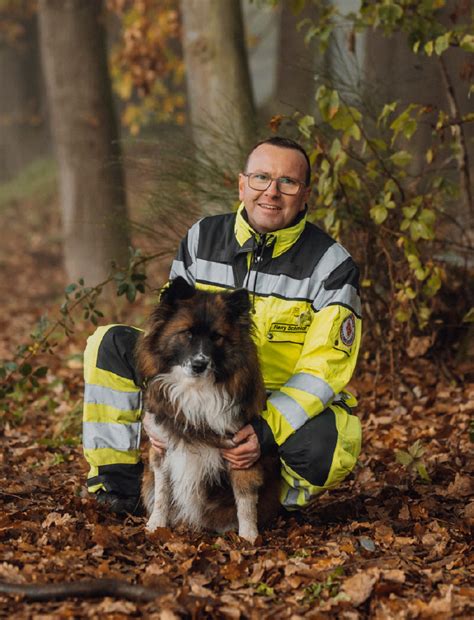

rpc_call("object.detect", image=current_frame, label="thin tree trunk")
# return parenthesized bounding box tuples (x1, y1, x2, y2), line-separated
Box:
(0, 16, 50, 182)
(180, 0, 256, 171)
(38, 0, 129, 285)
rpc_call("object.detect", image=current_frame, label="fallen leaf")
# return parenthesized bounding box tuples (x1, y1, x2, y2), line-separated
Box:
(342, 570, 379, 606)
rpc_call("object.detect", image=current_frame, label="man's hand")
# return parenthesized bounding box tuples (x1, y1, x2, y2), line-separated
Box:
(146, 433, 167, 457)
(221, 424, 261, 469)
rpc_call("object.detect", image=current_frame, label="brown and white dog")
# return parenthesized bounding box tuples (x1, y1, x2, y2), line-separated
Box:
(136, 277, 280, 542)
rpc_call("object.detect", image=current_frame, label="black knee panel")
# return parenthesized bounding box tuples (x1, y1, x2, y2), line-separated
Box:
(96, 326, 142, 384)
(279, 407, 338, 487)
(87, 462, 144, 496)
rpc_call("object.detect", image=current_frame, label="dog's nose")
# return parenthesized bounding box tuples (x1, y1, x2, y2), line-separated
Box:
(191, 355, 209, 375)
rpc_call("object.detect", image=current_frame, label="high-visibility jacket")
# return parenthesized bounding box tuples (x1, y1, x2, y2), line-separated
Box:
(83, 204, 362, 509)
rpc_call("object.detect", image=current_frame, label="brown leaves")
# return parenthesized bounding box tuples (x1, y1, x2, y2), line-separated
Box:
(0, 201, 472, 616)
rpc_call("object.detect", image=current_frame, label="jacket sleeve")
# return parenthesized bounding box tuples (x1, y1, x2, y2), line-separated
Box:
(169, 220, 201, 284)
(252, 257, 362, 451)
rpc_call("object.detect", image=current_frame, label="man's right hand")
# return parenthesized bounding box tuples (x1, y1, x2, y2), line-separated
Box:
(148, 435, 167, 457)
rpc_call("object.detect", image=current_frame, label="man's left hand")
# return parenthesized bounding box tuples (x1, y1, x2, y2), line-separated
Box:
(221, 424, 260, 469)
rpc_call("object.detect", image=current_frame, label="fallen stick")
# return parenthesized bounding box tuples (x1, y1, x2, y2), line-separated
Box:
(0, 578, 161, 602)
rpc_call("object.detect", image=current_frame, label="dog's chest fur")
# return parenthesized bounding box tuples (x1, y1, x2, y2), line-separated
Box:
(142, 369, 243, 529)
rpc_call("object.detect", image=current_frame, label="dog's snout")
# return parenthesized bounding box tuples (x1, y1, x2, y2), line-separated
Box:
(190, 354, 210, 375)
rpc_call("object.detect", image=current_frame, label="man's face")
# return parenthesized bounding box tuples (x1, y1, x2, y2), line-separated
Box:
(238, 144, 310, 234)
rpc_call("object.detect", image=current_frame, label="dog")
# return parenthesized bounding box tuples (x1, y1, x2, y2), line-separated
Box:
(136, 277, 280, 543)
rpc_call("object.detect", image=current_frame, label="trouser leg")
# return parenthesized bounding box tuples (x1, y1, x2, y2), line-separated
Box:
(278, 403, 362, 509)
(82, 324, 144, 496)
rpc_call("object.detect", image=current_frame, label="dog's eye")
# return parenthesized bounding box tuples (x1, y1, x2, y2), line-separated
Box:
(211, 332, 225, 343)
(183, 330, 193, 340)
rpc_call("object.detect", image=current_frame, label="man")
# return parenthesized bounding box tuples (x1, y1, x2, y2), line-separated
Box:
(82, 136, 362, 515)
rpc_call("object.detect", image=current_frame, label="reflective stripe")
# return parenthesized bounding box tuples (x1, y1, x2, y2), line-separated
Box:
(286, 373, 334, 407)
(83, 421, 141, 451)
(268, 391, 309, 430)
(84, 383, 141, 412)
(313, 283, 361, 316)
(282, 486, 300, 508)
(253, 272, 306, 299)
(196, 258, 235, 287)
(170, 259, 196, 283)
(187, 219, 201, 261)
(237, 245, 354, 304)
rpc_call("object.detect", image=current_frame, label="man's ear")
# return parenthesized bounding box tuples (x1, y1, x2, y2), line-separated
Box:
(238, 173, 246, 201)
(160, 277, 195, 305)
(226, 288, 251, 320)
(301, 185, 311, 209)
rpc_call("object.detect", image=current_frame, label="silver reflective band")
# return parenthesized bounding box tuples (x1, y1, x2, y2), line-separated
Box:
(313, 283, 361, 316)
(196, 258, 235, 287)
(170, 259, 197, 283)
(286, 373, 334, 406)
(83, 421, 141, 451)
(282, 486, 300, 507)
(268, 391, 310, 430)
(84, 383, 141, 412)
(187, 219, 201, 261)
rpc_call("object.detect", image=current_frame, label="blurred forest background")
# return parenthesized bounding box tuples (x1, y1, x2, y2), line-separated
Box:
(0, 0, 473, 376)
(0, 1, 473, 617)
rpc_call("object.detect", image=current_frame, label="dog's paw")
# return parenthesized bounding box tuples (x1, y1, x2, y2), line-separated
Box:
(238, 525, 259, 544)
(146, 514, 167, 532)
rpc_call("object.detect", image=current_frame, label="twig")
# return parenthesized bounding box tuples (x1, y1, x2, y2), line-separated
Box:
(0, 578, 162, 602)
(1, 251, 165, 388)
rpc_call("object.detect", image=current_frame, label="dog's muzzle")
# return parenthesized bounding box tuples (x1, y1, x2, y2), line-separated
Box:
(184, 353, 212, 377)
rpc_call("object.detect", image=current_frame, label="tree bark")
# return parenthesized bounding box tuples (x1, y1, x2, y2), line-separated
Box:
(180, 0, 256, 171)
(38, 0, 129, 285)
(274, 3, 319, 116)
(0, 15, 50, 182)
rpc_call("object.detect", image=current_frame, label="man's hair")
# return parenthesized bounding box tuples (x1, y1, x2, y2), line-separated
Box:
(245, 136, 311, 186)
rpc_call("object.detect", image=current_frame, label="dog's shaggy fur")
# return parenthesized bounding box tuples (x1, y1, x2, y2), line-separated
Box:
(136, 277, 280, 542)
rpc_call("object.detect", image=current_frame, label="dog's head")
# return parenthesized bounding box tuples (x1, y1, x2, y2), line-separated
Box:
(137, 277, 254, 381)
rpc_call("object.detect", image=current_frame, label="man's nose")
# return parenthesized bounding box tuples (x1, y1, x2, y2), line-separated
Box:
(264, 178, 281, 196)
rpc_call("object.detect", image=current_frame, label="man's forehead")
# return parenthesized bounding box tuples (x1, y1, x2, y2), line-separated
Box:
(246, 144, 307, 173)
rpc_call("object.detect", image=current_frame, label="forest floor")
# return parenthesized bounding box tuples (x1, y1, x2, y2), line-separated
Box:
(0, 185, 472, 619)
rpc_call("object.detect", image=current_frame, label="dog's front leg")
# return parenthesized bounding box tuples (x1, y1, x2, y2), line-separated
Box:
(229, 466, 264, 543)
(145, 448, 170, 532)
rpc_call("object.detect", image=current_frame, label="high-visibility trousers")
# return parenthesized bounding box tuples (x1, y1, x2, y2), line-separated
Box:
(83, 325, 362, 508)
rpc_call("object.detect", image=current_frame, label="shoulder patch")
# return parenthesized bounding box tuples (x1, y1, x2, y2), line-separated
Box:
(340, 314, 356, 347)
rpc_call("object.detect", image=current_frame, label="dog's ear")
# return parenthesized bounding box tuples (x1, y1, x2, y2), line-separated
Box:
(226, 288, 251, 319)
(160, 277, 196, 305)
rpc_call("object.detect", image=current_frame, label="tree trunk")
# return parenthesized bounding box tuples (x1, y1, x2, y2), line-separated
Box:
(0, 16, 50, 182)
(38, 0, 129, 285)
(180, 0, 256, 172)
(274, 2, 319, 116)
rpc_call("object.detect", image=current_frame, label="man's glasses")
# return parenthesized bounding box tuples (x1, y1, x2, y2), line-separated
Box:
(243, 173, 306, 196)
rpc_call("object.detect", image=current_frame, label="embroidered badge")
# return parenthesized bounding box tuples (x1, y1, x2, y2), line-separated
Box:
(340, 314, 356, 347)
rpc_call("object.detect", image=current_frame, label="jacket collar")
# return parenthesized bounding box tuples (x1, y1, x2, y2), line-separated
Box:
(234, 203, 307, 258)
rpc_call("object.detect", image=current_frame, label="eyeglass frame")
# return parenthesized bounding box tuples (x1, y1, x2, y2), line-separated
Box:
(242, 172, 308, 196)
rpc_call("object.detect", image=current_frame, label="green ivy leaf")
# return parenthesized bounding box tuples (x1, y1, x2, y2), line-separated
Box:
(416, 461, 431, 483)
(377, 101, 398, 126)
(19, 363, 33, 377)
(370, 204, 388, 224)
(390, 151, 413, 168)
(402, 205, 418, 220)
(33, 366, 48, 378)
(434, 32, 451, 55)
(395, 450, 413, 466)
(460, 34, 474, 53)
(298, 114, 315, 138)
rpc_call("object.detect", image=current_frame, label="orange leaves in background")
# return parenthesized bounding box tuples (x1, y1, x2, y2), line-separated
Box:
(107, 0, 185, 134)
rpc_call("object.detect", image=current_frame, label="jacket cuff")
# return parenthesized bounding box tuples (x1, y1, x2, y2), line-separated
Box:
(250, 416, 278, 455)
